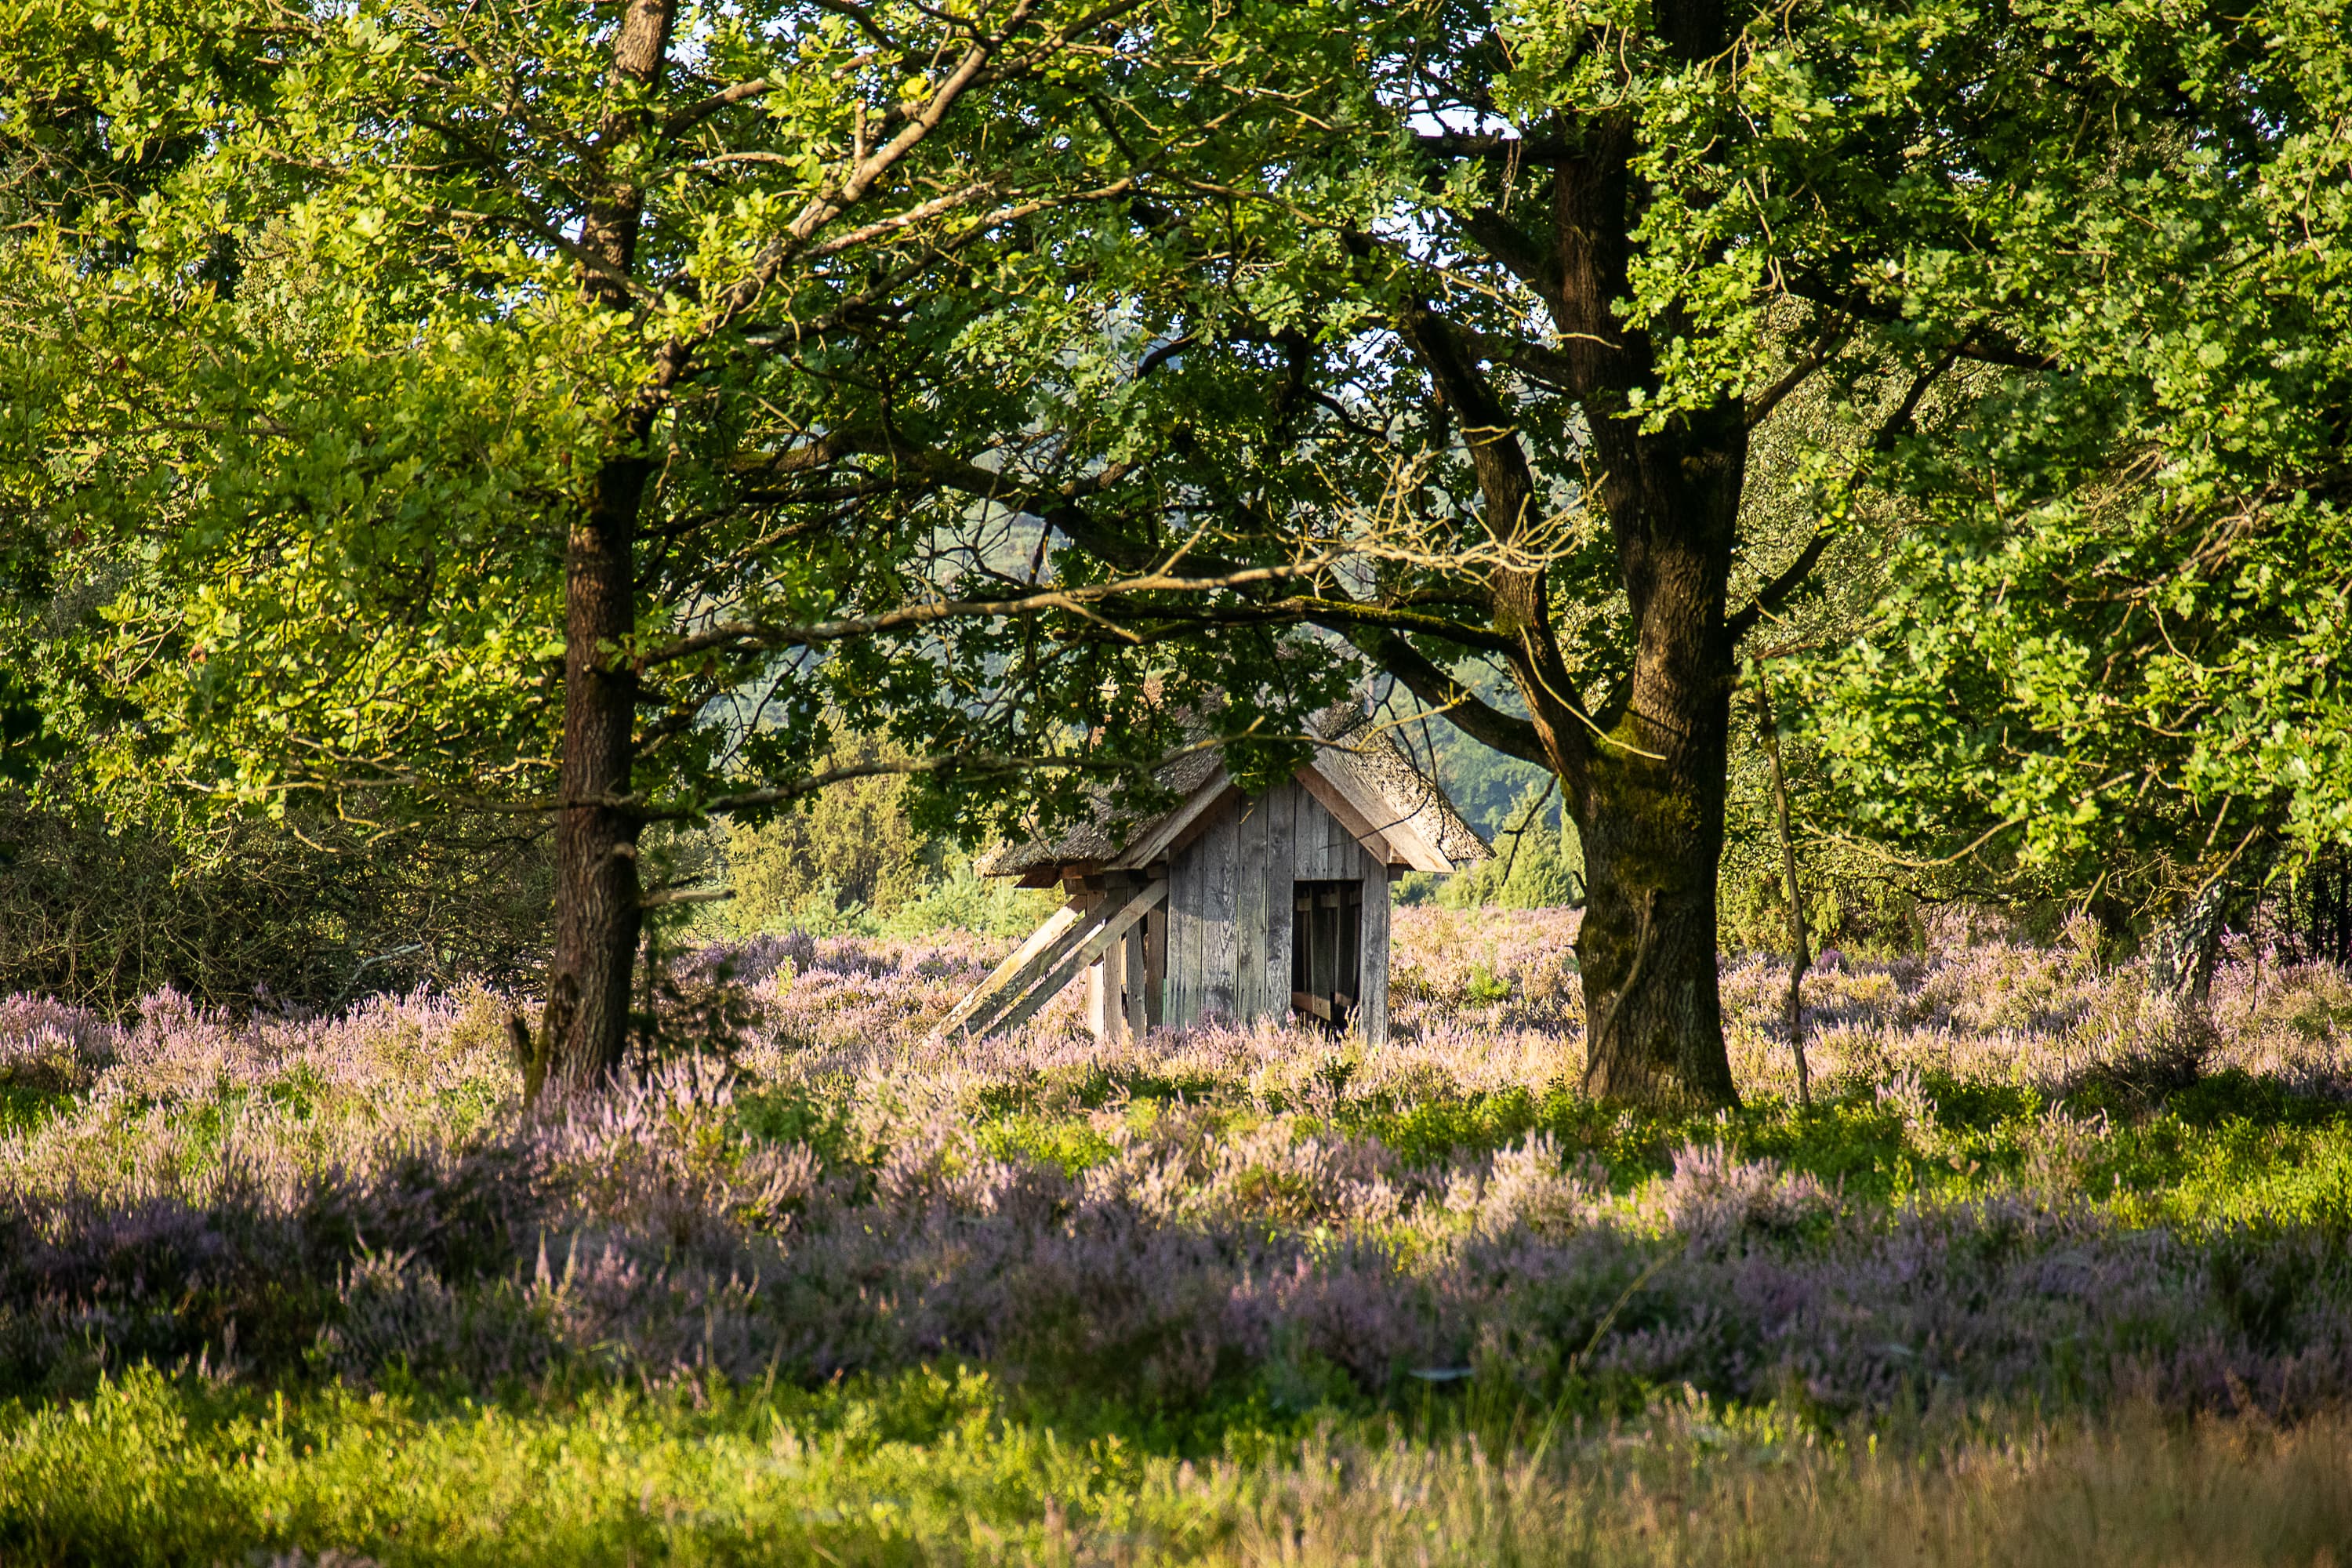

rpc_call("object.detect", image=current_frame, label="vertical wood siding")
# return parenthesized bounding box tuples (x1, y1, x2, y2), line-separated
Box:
(1200, 803, 1240, 1018)
(1263, 783, 1296, 1016)
(1167, 817, 1203, 1026)
(1160, 775, 1390, 1039)
(1234, 793, 1270, 1018)
(1357, 846, 1392, 1047)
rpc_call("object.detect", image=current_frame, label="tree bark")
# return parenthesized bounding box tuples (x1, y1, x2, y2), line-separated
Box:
(1375, 70, 1751, 1105)
(532, 0, 674, 1098)
(538, 456, 652, 1095)
(1534, 0, 1748, 1102)
(1755, 662, 1812, 1105)
(2146, 873, 2230, 1012)
(1560, 374, 1747, 1102)
(1573, 750, 1739, 1106)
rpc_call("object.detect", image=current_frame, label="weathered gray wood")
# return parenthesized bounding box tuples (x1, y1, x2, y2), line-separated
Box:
(1265, 782, 1296, 1016)
(929, 899, 1087, 1041)
(1200, 799, 1239, 1020)
(1109, 772, 1232, 869)
(1321, 787, 1349, 877)
(1296, 765, 1399, 869)
(989, 880, 1168, 1039)
(1294, 785, 1344, 880)
(1357, 838, 1391, 1047)
(1233, 793, 1269, 1018)
(1291, 786, 1317, 880)
(1143, 903, 1167, 1027)
(1167, 826, 1203, 1027)
(1087, 906, 1119, 1039)
(1319, 749, 1457, 873)
(1123, 914, 1149, 1039)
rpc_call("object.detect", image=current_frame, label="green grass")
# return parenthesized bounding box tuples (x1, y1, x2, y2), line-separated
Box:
(2, 1365, 1171, 1566)
(949, 1065, 2352, 1236)
(0, 1082, 70, 1135)
(9, 1365, 2352, 1566)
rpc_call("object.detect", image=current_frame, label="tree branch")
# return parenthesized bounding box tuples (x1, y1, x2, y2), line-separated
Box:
(641, 561, 1326, 667)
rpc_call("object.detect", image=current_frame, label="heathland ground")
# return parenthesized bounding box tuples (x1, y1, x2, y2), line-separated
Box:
(5, 906, 2352, 1563)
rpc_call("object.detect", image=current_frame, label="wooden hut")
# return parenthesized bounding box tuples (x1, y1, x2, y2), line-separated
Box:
(935, 709, 1490, 1045)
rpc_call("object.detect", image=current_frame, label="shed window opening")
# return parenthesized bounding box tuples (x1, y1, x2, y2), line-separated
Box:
(1290, 879, 1363, 1025)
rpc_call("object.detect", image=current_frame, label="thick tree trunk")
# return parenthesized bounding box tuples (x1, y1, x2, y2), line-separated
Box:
(1573, 745, 1739, 1105)
(1563, 395, 1746, 1105)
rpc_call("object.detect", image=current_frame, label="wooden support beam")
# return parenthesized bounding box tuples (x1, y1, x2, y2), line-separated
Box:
(1109, 771, 1233, 869)
(930, 899, 1095, 1042)
(1304, 755, 1455, 873)
(1122, 916, 1149, 1040)
(989, 879, 1168, 1040)
(1295, 765, 1400, 867)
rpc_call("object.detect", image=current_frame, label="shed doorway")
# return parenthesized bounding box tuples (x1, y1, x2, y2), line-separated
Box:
(1290, 880, 1363, 1025)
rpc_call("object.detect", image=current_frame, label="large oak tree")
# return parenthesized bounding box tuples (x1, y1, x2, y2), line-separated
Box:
(956, 0, 2349, 1104)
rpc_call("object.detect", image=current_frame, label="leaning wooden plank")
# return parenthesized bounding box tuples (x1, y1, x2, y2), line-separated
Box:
(989, 880, 1169, 1039)
(929, 900, 1087, 1041)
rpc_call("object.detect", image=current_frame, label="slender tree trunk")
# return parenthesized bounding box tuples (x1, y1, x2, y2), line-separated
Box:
(529, 0, 674, 1098)
(1755, 662, 1812, 1105)
(537, 457, 652, 1094)
(2146, 873, 2230, 1012)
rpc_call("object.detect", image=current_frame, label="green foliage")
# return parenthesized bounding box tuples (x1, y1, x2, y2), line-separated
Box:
(1427, 781, 1584, 912)
(0, 0, 1367, 862)
(878, 863, 1062, 941)
(1799, 0, 2352, 917)
(723, 748, 940, 929)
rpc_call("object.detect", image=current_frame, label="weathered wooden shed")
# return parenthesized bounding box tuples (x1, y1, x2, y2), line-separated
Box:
(935, 710, 1490, 1045)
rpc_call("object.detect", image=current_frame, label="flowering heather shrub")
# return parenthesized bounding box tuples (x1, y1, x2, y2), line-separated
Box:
(5, 911, 2352, 1426)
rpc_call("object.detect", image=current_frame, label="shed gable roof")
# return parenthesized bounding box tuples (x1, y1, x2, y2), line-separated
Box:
(975, 707, 1493, 879)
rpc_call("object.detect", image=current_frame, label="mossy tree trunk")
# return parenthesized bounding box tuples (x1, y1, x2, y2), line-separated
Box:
(1555, 390, 1746, 1109)
(1369, 38, 1756, 1109)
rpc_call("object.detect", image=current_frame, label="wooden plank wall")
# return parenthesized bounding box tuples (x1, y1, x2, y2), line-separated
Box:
(1200, 803, 1238, 1018)
(1167, 818, 1200, 1026)
(1076, 873, 1163, 1042)
(1357, 858, 1391, 1046)
(1165, 777, 1392, 1036)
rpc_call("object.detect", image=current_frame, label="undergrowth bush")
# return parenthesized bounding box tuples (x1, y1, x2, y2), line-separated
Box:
(0, 793, 552, 1016)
